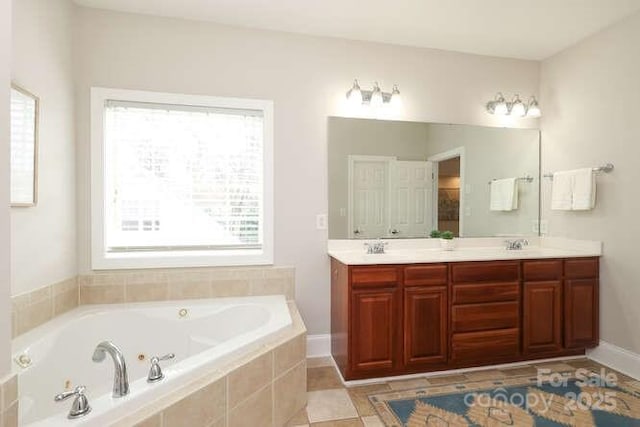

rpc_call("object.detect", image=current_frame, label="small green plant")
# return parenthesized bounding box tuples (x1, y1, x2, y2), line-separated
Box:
(440, 231, 455, 240)
(430, 230, 441, 238)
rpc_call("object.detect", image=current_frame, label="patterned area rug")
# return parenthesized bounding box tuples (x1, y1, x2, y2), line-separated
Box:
(369, 371, 640, 426)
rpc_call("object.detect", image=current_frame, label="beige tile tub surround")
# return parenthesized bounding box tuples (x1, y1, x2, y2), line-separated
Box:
(11, 276, 78, 337)
(1, 374, 18, 427)
(112, 302, 306, 427)
(11, 266, 295, 338)
(79, 266, 295, 304)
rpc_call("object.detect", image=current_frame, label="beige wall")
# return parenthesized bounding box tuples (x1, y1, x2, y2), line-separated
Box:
(0, 0, 12, 376)
(11, 0, 76, 295)
(540, 11, 640, 354)
(72, 7, 539, 335)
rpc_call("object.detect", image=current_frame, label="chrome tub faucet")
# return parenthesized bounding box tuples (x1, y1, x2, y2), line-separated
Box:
(92, 341, 129, 398)
(54, 385, 91, 419)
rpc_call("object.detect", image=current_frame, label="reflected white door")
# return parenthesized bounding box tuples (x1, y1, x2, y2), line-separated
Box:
(389, 161, 433, 237)
(350, 158, 391, 238)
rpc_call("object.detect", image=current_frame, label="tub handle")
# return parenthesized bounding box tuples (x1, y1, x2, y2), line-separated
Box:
(147, 353, 175, 383)
(54, 385, 92, 419)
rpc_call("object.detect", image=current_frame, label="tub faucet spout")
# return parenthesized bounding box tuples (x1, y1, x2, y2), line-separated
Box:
(92, 341, 129, 398)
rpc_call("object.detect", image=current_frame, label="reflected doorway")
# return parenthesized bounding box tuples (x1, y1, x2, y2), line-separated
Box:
(437, 157, 460, 236)
(429, 147, 464, 237)
(347, 155, 434, 239)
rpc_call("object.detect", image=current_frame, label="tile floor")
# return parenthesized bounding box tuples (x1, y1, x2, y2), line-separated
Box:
(287, 357, 631, 426)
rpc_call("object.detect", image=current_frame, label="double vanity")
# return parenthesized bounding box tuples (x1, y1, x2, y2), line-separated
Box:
(327, 117, 601, 381)
(329, 238, 601, 381)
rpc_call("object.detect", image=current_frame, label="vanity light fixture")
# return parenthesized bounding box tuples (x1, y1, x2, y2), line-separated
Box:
(486, 92, 542, 117)
(526, 96, 541, 118)
(389, 85, 402, 110)
(346, 80, 363, 107)
(509, 95, 526, 117)
(370, 82, 384, 108)
(486, 92, 508, 115)
(346, 80, 402, 108)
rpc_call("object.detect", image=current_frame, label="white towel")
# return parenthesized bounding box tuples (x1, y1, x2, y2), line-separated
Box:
(490, 178, 518, 211)
(551, 171, 574, 210)
(572, 168, 596, 210)
(551, 168, 597, 211)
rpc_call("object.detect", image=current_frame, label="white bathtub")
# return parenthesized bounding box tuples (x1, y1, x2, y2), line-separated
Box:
(12, 295, 292, 426)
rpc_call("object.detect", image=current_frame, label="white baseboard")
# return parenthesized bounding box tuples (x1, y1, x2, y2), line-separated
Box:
(306, 336, 640, 380)
(306, 334, 331, 358)
(338, 355, 585, 387)
(588, 340, 640, 380)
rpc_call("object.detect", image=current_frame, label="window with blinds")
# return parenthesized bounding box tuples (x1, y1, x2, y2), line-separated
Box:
(10, 86, 38, 205)
(103, 99, 265, 254)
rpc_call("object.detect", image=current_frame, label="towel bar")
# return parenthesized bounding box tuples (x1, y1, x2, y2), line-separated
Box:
(488, 175, 534, 185)
(544, 163, 614, 179)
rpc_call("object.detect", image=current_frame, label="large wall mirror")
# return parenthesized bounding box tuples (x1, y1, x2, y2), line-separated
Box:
(10, 84, 39, 206)
(328, 117, 540, 239)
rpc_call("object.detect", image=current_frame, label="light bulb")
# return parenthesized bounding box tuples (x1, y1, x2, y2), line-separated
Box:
(493, 95, 508, 115)
(370, 82, 384, 109)
(487, 93, 508, 115)
(526, 97, 541, 118)
(346, 80, 362, 107)
(510, 95, 526, 117)
(389, 85, 402, 110)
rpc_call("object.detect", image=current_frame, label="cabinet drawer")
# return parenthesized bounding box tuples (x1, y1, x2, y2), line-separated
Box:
(452, 301, 519, 332)
(565, 258, 599, 280)
(451, 262, 519, 283)
(452, 329, 519, 362)
(351, 267, 399, 288)
(523, 260, 562, 281)
(404, 265, 448, 287)
(452, 282, 519, 304)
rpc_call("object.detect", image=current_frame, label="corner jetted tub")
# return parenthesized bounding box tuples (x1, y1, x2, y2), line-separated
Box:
(12, 295, 292, 426)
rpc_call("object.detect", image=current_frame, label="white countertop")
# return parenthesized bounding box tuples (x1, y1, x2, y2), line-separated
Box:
(328, 237, 602, 265)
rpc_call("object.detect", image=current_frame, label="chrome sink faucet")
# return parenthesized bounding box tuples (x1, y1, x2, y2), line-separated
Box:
(92, 341, 129, 398)
(364, 240, 388, 254)
(505, 239, 529, 250)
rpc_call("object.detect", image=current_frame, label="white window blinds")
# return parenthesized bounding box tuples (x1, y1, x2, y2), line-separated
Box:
(104, 100, 264, 252)
(10, 87, 37, 205)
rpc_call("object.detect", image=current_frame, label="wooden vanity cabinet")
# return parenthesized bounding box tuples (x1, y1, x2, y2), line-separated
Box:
(340, 265, 402, 377)
(403, 265, 448, 370)
(522, 258, 599, 354)
(564, 259, 599, 349)
(523, 260, 564, 355)
(331, 257, 600, 380)
(450, 261, 521, 365)
(351, 287, 400, 373)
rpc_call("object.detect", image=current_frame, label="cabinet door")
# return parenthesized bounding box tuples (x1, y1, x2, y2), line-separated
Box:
(404, 287, 447, 368)
(351, 288, 400, 373)
(523, 281, 562, 354)
(565, 279, 599, 349)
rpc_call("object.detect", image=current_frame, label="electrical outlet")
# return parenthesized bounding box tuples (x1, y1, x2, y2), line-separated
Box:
(532, 220, 540, 233)
(316, 214, 328, 230)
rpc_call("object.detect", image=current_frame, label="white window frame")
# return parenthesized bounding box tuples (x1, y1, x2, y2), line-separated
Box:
(91, 87, 274, 269)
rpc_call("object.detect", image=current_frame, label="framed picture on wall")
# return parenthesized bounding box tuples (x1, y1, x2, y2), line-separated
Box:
(10, 83, 39, 207)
